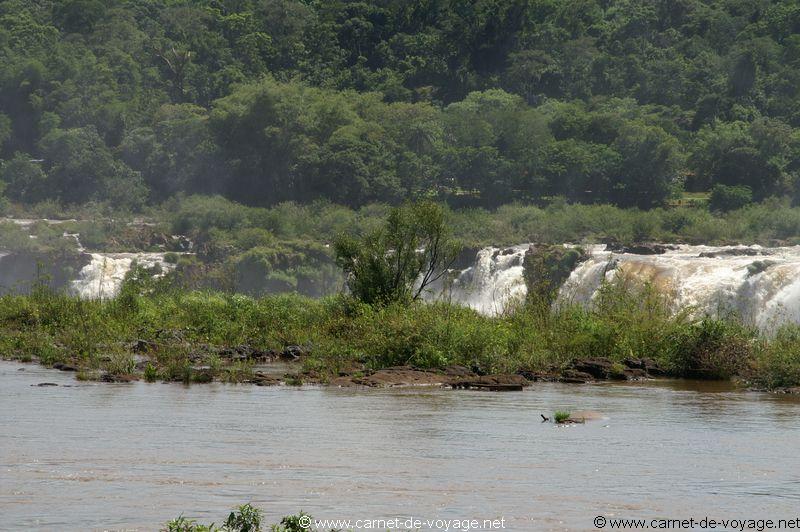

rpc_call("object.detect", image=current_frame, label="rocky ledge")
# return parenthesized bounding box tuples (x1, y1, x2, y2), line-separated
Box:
(519, 357, 667, 384)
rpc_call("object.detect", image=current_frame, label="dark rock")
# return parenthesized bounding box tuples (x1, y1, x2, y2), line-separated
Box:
(100, 373, 137, 383)
(623, 357, 646, 369)
(52, 362, 78, 372)
(132, 339, 158, 353)
(699, 247, 764, 258)
(641, 358, 667, 376)
(451, 247, 480, 271)
(607, 243, 670, 255)
(343, 366, 450, 387)
(572, 358, 614, 379)
(517, 369, 559, 382)
(216, 344, 275, 362)
(443, 365, 474, 377)
(746, 260, 775, 277)
(0, 250, 90, 295)
(559, 370, 594, 383)
(470, 364, 487, 376)
(622, 368, 648, 380)
(280, 345, 307, 360)
(523, 244, 588, 303)
(450, 374, 528, 391)
(134, 360, 151, 371)
(250, 373, 280, 386)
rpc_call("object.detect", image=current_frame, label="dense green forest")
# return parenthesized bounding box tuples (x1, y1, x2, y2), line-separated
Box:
(1, 0, 799, 211)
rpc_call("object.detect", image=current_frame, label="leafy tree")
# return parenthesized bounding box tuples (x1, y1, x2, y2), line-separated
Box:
(610, 122, 683, 208)
(689, 119, 793, 200)
(334, 201, 461, 305)
(0, 0, 799, 210)
(39, 126, 147, 208)
(0, 152, 47, 203)
(709, 184, 753, 212)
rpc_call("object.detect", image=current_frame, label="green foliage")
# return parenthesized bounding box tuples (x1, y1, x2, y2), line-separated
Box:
(1, 278, 800, 391)
(271, 512, 313, 532)
(709, 184, 753, 212)
(162, 507, 319, 532)
(162, 516, 213, 532)
(1, 0, 799, 210)
(224, 504, 262, 532)
(334, 201, 461, 305)
(751, 326, 800, 390)
(554, 411, 571, 423)
(523, 245, 586, 304)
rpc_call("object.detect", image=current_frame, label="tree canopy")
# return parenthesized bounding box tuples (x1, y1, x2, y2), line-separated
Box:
(1, 0, 800, 210)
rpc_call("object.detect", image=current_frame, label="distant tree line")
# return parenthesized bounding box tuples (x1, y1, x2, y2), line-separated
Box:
(0, 0, 799, 211)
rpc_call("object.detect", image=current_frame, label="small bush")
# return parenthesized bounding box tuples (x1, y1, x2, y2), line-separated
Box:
(554, 411, 571, 423)
(224, 503, 262, 532)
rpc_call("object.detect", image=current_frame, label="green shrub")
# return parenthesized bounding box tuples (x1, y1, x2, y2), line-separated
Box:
(709, 185, 753, 212)
(750, 326, 800, 389)
(554, 411, 571, 423)
(224, 503, 262, 532)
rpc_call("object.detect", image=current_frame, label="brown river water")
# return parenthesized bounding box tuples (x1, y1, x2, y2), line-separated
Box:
(2, 360, 800, 531)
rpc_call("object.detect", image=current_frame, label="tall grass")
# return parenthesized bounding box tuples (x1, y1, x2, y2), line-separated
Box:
(2, 276, 798, 390)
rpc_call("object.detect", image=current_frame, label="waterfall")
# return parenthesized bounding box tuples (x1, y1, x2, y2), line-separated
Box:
(443, 243, 800, 331)
(70, 253, 174, 299)
(427, 245, 529, 315)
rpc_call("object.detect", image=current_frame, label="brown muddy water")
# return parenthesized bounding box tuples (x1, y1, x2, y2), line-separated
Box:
(2, 361, 800, 531)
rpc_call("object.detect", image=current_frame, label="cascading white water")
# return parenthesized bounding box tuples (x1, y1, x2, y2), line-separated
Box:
(70, 253, 174, 299)
(444, 243, 800, 332)
(429, 244, 530, 315)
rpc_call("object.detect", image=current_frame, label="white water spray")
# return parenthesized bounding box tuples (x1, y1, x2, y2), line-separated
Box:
(443, 244, 800, 332)
(70, 253, 174, 299)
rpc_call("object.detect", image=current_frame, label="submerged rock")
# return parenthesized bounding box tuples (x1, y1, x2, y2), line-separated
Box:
(607, 243, 671, 255)
(249, 372, 281, 386)
(557, 357, 666, 383)
(450, 374, 528, 391)
(100, 373, 138, 383)
(699, 247, 766, 258)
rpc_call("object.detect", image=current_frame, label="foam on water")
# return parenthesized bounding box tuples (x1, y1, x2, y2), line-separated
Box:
(70, 252, 173, 298)
(443, 243, 800, 331)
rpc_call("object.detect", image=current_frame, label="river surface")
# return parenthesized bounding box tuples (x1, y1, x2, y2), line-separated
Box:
(2, 361, 800, 531)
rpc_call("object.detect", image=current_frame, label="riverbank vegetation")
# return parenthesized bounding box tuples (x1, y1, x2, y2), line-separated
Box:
(2, 267, 799, 392)
(164, 504, 310, 532)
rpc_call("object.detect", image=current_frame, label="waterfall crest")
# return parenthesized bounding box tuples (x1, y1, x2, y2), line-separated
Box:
(70, 253, 173, 299)
(440, 243, 800, 331)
